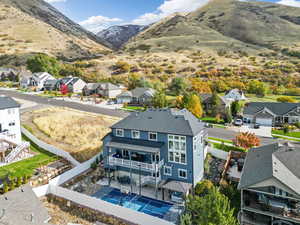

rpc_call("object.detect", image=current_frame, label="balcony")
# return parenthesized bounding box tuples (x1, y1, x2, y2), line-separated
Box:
(108, 156, 164, 172)
(243, 190, 300, 223)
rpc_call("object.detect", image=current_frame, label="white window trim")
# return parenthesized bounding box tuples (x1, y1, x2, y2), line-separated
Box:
(132, 130, 140, 139)
(148, 132, 157, 141)
(168, 134, 187, 165)
(116, 129, 124, 137)
(178, 169, 187, 179)
(164, 166, 172, 176)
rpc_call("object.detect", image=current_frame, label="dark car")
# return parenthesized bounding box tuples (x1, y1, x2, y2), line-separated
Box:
(254, 123, 260, 129)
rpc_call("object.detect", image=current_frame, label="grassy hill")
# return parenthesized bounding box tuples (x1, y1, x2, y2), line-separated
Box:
(0, 0, 111, 65)
(125, 0, 300, 55)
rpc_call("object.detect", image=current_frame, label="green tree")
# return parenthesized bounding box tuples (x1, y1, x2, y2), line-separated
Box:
(248, 80, 268, 97)
(186, 94, 203, 118)
(16, 177, 22, 187)
(26, 54, 61, 76)
(185, 187, 238, 225)
(152, 91, 167, 108)
(169, 77, 187, 96)
(195, 179, 214, 196)
(180, 213, 192, 225)
(231, 100, 243, 117)
(225, 107, 233, 123)
(211, 91, 221, 116)
(127, 73, 144, 90)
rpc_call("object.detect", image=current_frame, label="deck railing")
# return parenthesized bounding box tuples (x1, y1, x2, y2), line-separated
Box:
(109, 156, 164, 172)
(243, 192, 300, 223)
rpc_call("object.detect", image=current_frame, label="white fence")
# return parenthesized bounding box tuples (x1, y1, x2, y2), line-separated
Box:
(208, 147, 229, 160)
(49, 153, 99, 186)
(48, 185, 174, 225)
(21, 127, 80, 166)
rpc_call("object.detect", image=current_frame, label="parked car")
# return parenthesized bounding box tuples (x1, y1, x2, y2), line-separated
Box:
(254, 123, 260, 129)
(107, 100, 115, 105)
(234, 119, 243, 126)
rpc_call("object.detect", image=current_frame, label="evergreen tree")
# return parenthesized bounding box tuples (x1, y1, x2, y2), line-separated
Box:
(169, 77, 187, 96)
(211, 91, 221, 116)
(185, 187, 238, 225)
(152, 91, 167, 108)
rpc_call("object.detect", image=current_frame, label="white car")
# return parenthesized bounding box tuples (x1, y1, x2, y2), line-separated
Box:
(234, 119, 243, 126)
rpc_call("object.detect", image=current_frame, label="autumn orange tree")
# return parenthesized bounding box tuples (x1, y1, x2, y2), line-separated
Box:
(233, 132, 260, 150)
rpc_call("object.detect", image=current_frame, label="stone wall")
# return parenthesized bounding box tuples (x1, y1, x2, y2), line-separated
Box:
(46, 194, 137, 225)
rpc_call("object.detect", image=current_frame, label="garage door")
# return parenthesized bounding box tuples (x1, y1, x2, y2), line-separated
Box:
(256, 117, 272, 126)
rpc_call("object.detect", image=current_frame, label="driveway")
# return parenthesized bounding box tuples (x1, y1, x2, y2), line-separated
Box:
(229, 124, 272, 138)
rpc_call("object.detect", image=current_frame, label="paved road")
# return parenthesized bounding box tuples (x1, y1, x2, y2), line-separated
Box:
(0, 89, 129, 118)
(207, 127, 276, 146)
(0, 89, 282, 145)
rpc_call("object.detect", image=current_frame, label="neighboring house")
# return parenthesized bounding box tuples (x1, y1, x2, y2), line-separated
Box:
(0, 68, 18, 82)
(0, 95, 21, 143)
(0, 185, 52, 225)
(58, 77, 86, 93)
(239, 142, 300, 225)
(83, 82, 122, 98)
(200, 93, 231, 116)
(224, 89, 247, 101)
(31, 72, 56, 91)
(19, 70, 33, 89)
(116, 87, 156, 105)
(102, 108, 208, 201)
(43, 79, 59, 91)
(243, 102, 300, 126)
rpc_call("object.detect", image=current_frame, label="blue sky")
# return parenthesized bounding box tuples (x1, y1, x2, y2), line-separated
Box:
(46, 0, 300, 33)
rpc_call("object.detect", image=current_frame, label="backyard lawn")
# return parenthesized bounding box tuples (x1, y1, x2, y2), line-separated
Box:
(0, 136, 59, 178)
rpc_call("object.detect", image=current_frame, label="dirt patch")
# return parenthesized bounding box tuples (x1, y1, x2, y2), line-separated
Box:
(22, 107, 120, 162)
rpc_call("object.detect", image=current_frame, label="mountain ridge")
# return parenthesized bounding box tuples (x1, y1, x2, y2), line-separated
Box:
(125, 0, 300, 54)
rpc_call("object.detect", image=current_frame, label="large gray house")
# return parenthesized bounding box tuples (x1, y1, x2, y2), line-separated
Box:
(102, 108, 208, 202)
(116, 87, 156, 105)
(243, 102, 300, 126)
(239, 142, 300, 225)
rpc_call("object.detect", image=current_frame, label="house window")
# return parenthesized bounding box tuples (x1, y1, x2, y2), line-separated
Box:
(132, 130, 140, 139)
(149, 132, 157, 141)
(178, 169, 187, 179)
(164, 166, 172, 176)
(116, 129, 124, 137)
(168, 135, 186, 164)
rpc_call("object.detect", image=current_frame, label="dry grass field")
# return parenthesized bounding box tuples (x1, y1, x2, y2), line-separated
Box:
(22, 107, 120, 162)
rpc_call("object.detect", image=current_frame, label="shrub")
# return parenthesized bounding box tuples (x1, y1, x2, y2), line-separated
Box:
(277, 96, 297, 103)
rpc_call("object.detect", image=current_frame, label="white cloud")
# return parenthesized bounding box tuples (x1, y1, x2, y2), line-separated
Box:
(45, 0, 67, 3)
(80, 15, 123, 33)
(132, 0, 209, 25)
(277, 0, 300, 7)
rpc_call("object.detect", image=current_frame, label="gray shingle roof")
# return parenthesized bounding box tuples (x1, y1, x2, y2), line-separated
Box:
(0, 185, 51, 225)
(112, 108, 205, 136)
(0, 95, 20, 110)
(239, 142, 300, 196)
(244, 102, 300, 116)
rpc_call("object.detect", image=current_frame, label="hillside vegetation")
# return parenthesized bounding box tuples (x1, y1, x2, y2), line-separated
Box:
(0, 0, 110, 65)
(126, 0, 300, 55)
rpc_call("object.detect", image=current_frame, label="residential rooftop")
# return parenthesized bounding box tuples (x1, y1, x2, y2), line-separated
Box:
(112, 108, 206, 136)
(244, 102, 300, 115)
(238, 142, 300, 196)
(0, 185, 51, 225)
